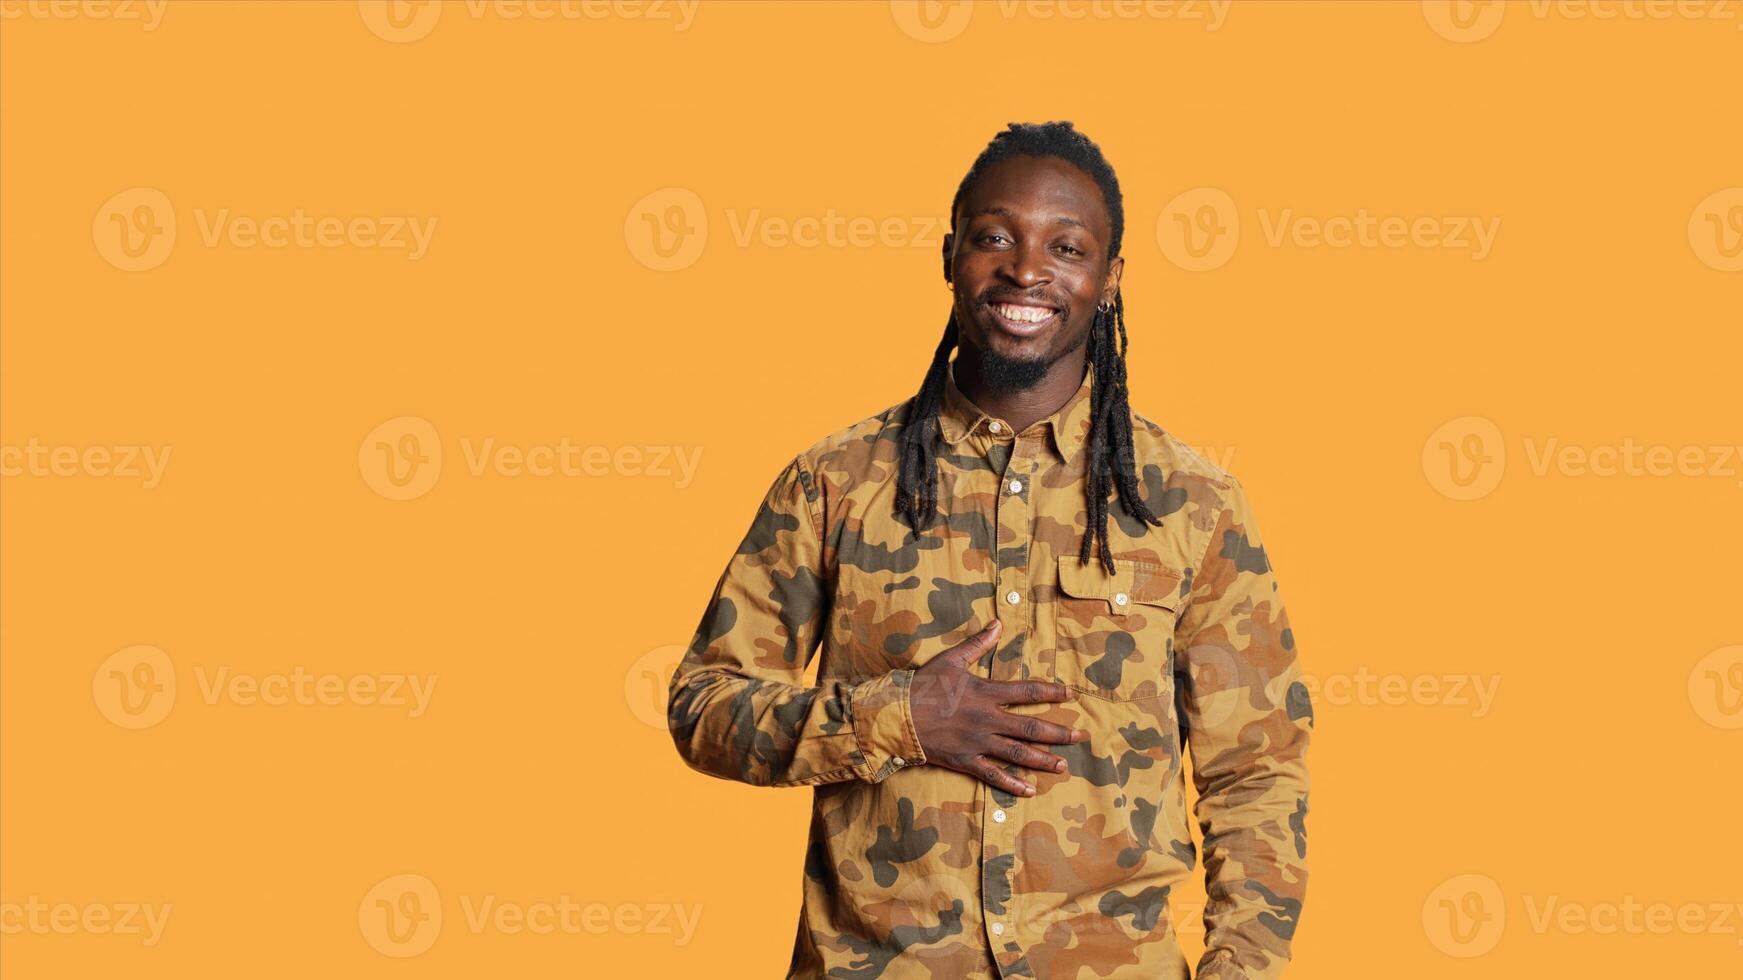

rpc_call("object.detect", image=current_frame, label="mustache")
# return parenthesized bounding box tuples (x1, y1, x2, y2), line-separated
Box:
(980, 290, 1068, 311)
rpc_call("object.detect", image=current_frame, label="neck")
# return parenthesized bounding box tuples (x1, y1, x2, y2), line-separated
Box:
(953, 343, 1088, 434)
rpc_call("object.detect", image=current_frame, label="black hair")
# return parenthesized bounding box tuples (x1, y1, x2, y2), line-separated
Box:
(894, 121, 1160, 574)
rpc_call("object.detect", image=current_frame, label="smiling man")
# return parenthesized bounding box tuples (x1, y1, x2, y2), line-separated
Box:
(669, 121, 1312, 979)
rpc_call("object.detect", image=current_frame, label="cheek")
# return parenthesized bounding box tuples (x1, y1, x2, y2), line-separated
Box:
(1051, 312, 1094, 354)
(1061, 269, 1103, 305)
(1060, 298, 1103, 347)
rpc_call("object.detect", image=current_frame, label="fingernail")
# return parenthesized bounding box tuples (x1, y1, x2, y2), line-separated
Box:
(1023, 784, 1036, 796)
(1054, 760, 1066, 772)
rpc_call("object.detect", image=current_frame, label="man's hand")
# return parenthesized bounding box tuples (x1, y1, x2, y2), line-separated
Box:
(909, 621, 1088, 796)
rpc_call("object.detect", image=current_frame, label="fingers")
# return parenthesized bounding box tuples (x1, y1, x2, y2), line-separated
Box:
(992, 710, 1088, 747)
(971, 755, 1036, 797)
(984, 735, 1068, 776)
(991, 678, 1077, 706)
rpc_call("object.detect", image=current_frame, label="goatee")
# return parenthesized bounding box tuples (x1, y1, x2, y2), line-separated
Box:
(958, 343, 1051, 394)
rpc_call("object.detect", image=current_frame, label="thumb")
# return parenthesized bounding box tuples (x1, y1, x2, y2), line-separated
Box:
(946, 620, 1001, 668)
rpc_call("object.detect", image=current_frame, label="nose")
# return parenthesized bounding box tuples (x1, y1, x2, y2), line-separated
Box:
(999, 238, 1053, 289)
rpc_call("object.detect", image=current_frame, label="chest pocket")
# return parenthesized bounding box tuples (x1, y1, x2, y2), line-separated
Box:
(1052, 555, 1185, 702)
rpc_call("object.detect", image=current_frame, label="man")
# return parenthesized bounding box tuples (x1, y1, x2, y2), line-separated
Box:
(668, 121, 1311, 979)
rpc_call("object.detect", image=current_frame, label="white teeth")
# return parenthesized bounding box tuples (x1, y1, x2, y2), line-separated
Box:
(994, 303, 1055, 324)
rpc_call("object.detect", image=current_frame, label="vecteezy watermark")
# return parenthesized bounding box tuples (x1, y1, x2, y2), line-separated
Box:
(1181, 443, 1236, 474)
(92, 645, 439, 730)
(0, 898, 172, 946)
(1689, 187, 1743, 272)
(1522, 895, 1743, 945)
(622, 186, 949, 272)
(1, 439, 171, 489)
(1423, 874, 1509, 957)
(92, 188, 176, 272)
(629, 643, 688, 730)
(0, 0, 167, 29)
(357, 0, 700, 43)
(1421, 416, 1506, 501)
(723, 209, 948, 251)
(360, 874, 443, 958)
(93, 188, 437, 271)
(1423, 0, 1743, 43)
(625, 188, 707, 272)
(1155, 188, 1500, 270)
(92, 645, 177, 730)
(1522, 438, 1743, 485)
(1424, 873, 1743, 956)
(1422, 416, 1743, 500)
(1689, 645, 1743, 729)
(1297, 668, 1502, 718)
(358, 415, 704, 501)
(889, 0, 1230, 43)
(358, 873, 702, 957)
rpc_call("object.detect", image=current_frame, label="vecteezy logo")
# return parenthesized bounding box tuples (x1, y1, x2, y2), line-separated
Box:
(1421, 0, 1505, 43)
(359, 873, 442, 957)
(357, 0, 442, 43)
(93, 188, 176, 272)
(1422, 416, 1505, 501)
(1688, 188, 1743, 272)
(93, 645, 177, 729)
(359, 416, 442, 501)
(627, 644, 689, 729)
(1422, 873, 1505, 957)
(1155, 188, 1239, 271)
(625, 188, 708, 272)
(1689, 645, 1743, 729)
(889, 0, 974, 43)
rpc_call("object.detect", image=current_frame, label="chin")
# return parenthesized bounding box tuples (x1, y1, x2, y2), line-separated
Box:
(960, 330, 1056, 392)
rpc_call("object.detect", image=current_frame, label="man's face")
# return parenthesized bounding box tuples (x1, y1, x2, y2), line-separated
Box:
(943, 154, 1123, 391)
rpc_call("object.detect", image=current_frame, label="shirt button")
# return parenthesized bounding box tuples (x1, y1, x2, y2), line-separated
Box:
(1114, 592, 1129, 607)
(993, 809, 1006, 823)
(991, 922, 1004, 936)
(891, 756, 905, 767)
(1005, 590, 1021, 606)
(988, 420, 1002, 434)
(1009, 479, 1023, 494)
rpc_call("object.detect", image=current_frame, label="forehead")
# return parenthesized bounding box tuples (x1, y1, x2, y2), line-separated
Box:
(958, 154, 1109, 236)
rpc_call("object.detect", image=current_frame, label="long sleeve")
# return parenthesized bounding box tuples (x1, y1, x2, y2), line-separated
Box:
(667, 453, 926, 788)
(1173, 476, 1312, 979)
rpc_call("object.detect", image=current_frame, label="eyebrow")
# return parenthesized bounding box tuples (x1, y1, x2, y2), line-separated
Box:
(965, 205, 1088, 231)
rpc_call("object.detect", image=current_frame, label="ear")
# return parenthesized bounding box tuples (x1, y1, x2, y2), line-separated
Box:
(1100, 255, 1125, 306)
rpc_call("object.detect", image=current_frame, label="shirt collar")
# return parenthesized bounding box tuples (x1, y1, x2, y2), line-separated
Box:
(938, 356, 1095, 460)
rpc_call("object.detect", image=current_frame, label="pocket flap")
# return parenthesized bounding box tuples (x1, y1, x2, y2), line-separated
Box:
(1056, 555, 1183, 613)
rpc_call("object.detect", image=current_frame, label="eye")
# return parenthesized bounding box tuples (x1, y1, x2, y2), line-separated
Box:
(1057, 244, 1084, 256)
(979, 233, 1011, 246)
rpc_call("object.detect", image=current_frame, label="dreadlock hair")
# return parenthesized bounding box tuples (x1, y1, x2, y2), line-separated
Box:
(893, 120, 1162, 575)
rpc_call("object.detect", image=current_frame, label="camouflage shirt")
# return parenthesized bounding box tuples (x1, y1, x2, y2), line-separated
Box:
(669, 358, 1312, 979)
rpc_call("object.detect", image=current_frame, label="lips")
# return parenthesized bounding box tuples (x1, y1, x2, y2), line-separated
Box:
(985, 300, 1061, 337)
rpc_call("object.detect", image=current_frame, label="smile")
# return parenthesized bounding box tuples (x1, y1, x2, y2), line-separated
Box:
(988, 302, 1060, 335)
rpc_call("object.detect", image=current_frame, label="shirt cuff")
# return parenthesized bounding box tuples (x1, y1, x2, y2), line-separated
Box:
(847, 669, 927, 783)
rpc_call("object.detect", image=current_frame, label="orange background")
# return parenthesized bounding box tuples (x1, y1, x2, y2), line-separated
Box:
(3, 1, 1740, 976)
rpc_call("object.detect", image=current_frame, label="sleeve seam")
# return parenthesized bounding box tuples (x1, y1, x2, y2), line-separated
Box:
(1191, 481, 1234, 604)
(792, 452, 826, 545)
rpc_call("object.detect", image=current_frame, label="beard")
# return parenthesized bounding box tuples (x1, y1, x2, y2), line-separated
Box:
(957, 310, 1087, 394)
(964, 344, 1052, 394)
